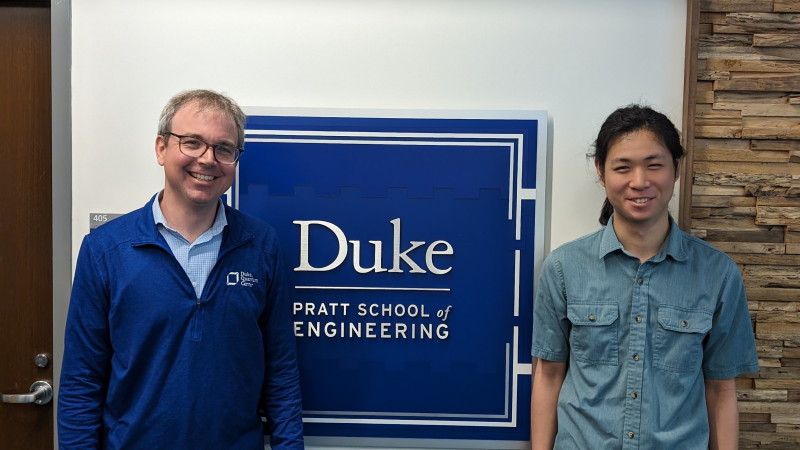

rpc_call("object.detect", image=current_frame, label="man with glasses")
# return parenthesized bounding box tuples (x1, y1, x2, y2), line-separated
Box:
(58, 90, 304, 449)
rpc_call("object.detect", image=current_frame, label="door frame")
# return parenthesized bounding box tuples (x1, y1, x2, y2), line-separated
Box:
(51, 1, 71, 448)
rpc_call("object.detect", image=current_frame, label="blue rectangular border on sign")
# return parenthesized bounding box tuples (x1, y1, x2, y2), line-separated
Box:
(232, 108, 547, 448)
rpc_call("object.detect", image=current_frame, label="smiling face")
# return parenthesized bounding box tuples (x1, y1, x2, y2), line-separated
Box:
(155, 100, 238, 217)
(595, 129, 679, 234)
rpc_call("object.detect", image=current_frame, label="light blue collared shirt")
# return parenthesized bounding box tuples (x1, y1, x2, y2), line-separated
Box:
(152, 195, 227, 299)
(532, 215, 758, 449)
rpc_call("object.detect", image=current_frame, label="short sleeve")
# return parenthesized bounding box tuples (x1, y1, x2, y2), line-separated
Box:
(702, 262, 759, 379)
(531, 254, 571, 362)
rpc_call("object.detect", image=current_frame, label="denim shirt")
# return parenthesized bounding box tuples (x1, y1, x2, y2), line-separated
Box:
(532, 216, 759, 449)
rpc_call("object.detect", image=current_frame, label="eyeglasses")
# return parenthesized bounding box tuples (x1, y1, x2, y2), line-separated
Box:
(168, 132, 243, 165)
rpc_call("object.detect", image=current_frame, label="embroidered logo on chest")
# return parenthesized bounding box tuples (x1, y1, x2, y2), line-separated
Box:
(226, 271, 259, 287)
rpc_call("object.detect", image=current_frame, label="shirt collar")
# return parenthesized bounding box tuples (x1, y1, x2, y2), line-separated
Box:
(152, 191, 228, 237)
(598, 214, 687, 262)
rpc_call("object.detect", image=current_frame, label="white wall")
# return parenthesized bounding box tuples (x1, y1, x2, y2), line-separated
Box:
(71, 0, 686, 262)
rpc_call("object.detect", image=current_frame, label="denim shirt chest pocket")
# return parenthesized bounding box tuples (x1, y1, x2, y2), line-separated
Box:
(567, 303, 619, 365)
(654, 305, 713, 372)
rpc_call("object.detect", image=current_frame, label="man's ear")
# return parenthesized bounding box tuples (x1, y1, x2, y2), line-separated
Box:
(155, 135, 166, 166)
(595, 159, 605, 187)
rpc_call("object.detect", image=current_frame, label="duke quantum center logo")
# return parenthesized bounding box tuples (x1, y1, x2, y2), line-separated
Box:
(226, 271, 259, 287)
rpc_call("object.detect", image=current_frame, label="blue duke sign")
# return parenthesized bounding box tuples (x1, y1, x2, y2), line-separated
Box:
(232, 109, 547, 447)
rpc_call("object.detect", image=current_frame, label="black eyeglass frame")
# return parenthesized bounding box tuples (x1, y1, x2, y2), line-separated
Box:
(167, 132, 244, 165)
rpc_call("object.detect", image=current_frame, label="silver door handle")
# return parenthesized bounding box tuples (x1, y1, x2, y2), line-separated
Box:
(1, 380, 53, 405)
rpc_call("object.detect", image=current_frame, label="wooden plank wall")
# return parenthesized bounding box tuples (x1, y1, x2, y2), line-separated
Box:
(690, 0, 800, 447)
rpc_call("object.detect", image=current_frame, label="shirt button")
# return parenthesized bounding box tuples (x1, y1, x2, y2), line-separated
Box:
(635, 316, 642, 323)
(636, 278, 643, 285)
(681, 320, 688, 327)
(633, 353, 640, 361)
(627, 431, 635, 439)
(631, 392, 638, 399)
(588, 315, 596, 322)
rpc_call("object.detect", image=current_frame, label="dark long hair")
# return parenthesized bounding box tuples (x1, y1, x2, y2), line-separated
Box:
(589, 104, 684, 225)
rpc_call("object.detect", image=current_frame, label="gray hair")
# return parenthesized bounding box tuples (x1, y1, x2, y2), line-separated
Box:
(157, 89, 246, 148)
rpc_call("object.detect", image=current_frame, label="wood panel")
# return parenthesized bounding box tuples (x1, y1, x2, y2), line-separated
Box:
(688, 1, 800, 447)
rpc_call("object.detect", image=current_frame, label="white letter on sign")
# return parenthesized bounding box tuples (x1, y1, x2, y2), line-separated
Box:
(294, 220, 347, 271)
